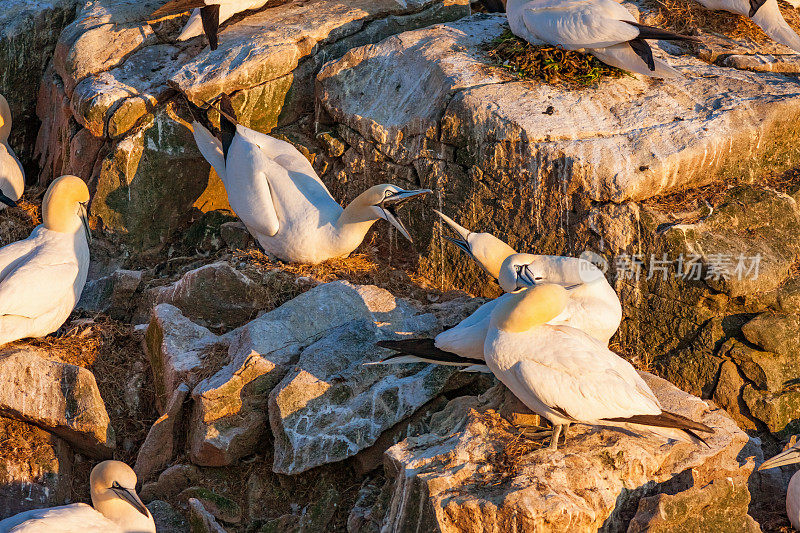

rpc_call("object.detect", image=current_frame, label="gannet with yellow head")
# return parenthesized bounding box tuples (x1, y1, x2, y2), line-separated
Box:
(483, 284, 713, 450)
(0, 94, 24, 210)
(0, 175, 91, 346)
(0, 461, 154, 532)
(175, 95, 430, 264)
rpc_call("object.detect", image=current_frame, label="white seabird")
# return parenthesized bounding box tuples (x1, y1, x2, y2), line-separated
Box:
(482, 283, 712, 450)
(0, 460, 155, 532)
(0, 94, 24, 210)
(758, 435, 800, 530)
(176, 96, 430, 264)
(0, 175, 91, 347)
(151, 0, 273, 50)
(375, 215, 620, 365)
(500, 0, 700, 78)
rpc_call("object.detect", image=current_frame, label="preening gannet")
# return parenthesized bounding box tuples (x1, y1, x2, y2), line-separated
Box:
(758, 435, 800, 530)
(0, 461, 154, 533)
(151, 0, 271, 50)
(375, 215, 620, 365)
(482, 284, 712, 450)
(0, 94, 24, 210)
(176, 96, 430, 264)
(503, 0, 700, 78)
(694, 0, 800, 52)
(0, 175, 91, 347)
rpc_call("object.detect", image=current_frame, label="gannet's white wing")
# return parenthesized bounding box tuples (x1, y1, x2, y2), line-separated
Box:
(0, 234, 38, 280)
(225, 134, 282, 237)
(234, 126, 325, 185)
(752, 0, 800, 52)
(0, 504, 123, 532)
(506, 326, 662, 422)
(177, 8, 204, 40)
(590, 44, 681, 77)
(434, 295, 512, 360)
(520, 0, 640, 49)
(0, 250, 79, 318)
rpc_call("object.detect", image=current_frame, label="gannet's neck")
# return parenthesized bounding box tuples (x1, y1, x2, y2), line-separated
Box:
(333, 192, 381, 254)
(91, 494, 150, 531)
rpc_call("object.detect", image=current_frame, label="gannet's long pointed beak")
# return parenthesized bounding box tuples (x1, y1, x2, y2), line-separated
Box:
(111, 484, 150, 517)
(759, 440, 800, 471)
(379, 189, 431, 243)
(79, 202, 92, 244)
(434, 209, 474, 256)
(0, 190, 17, 208)
(151, 0, 206, 18)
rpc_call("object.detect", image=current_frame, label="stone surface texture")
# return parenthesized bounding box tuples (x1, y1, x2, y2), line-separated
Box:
(381, 376, 756, 532)
(0, 347, 114, 456)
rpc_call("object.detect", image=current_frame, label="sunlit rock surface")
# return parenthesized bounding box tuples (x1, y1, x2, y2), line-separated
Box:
(0, 347, 114, 456)
(34, 0, 470, 250)
(0, 0, 78, 170)
(381, 376, 757, 532)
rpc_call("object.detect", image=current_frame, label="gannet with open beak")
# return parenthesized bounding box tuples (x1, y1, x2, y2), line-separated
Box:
(151, 0, 272, 50)
(178, 96, 430, 264)
(0, 460, 155, 532)
(0, 94, 24, 211)
(503, 0, 700, 78)
(0, 175, 91, 346)
(758, 435, 800, 530)
(483, 283, 712, 450)
(375, 214, 620, 365)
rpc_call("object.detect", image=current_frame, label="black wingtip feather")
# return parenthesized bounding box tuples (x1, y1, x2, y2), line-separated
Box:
(627, 22, 702, 42)
(376, 339, 481, 366)
(629, 38, 656, 71)
(200, 5, 220, 51)
(607, 410, 714, 445)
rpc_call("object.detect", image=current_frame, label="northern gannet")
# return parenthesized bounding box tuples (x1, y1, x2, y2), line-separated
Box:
(0, 460, 154, 532)
(151, 0, 272, 50)
(758, 435, 800, 530)
(0, 175, 91, 346)
(503, 0, 700, 78)
(0, 94, 24, 210)
(482, 284, 712, 450)
(175, 96, 430, 264)
(375, 215, 620, 364)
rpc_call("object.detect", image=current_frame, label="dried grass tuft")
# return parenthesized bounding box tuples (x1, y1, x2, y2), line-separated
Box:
(646, 0, 800, 44)
(485, 30, 627, 86)
(474, 409, 545, 483)
(0, 198, 41, 247)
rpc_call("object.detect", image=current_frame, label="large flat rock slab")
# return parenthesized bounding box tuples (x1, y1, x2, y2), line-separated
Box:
(381, 375, 757, 532)
(0, 348, 114, 457)
(35, 0, 470, 250)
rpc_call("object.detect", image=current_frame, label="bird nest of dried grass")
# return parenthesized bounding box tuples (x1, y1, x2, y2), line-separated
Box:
(485, 30, 628, 86)
(646, 0, 800, 43)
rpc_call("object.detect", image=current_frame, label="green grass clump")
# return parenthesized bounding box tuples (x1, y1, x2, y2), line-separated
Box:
(485, 30, 627, 87)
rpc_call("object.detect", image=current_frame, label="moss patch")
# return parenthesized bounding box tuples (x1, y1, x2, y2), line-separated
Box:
(485, 30, 627, 86)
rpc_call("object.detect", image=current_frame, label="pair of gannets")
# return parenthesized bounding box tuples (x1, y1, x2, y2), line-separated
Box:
(0, 94, 24, 210)
(176, 96, 430, 264)
(759, 435, 800, 530)
(0, 461, 154, 532)
(378, 213, 622, 364)
(0, 176, 91, 346)
(151, 0, 271, 50)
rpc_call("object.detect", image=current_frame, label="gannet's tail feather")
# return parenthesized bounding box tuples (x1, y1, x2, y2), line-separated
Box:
(606, 410, 713, 446)
(752, 0, 800, 52)
(591, 44, 682, 78)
